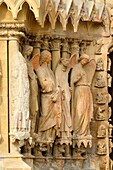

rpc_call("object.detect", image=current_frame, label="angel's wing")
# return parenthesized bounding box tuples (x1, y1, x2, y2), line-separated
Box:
(84, 59, 96, 85)
(67, 53, 78, 71)
(30, 53, 40, 70)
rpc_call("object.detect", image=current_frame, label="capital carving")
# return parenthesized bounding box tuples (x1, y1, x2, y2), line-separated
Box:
(0, 22, 25, 38)
(70, 40, 80, 54)
(62, 40, 69, 53)
(51, 39, 61, 51)
(41, 38, 50, 50)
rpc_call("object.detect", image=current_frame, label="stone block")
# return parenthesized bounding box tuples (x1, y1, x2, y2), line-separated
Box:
(0, 154, 31, 170)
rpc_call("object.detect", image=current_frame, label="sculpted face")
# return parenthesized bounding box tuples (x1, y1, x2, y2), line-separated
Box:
(23, 45, 33, 57)
(80, 58, 89, 65)
(61, 58, 69, 67)
(46, 53, 51, 64)
(27, 48, 33, 56)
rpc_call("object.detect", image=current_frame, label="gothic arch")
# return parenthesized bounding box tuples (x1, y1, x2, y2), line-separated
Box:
(0, 0, 13, 14)
(0, 0, 40, 21)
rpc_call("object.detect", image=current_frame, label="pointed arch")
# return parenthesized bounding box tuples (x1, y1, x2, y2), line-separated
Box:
(0, 0, 13, 13)
(12, 0, 40, 20)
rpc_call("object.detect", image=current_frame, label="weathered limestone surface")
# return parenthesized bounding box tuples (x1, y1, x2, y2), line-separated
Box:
(0, 40, 8, 153)
(0, 154, 31, 170)
(0, 0, 113, 170)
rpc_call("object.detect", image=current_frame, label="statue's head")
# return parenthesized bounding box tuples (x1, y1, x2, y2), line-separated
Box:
(79, 54, 90, 65)
(61, 57, 69, 67)
(23, 45, 33, 57)
(40, 50, 51, 65)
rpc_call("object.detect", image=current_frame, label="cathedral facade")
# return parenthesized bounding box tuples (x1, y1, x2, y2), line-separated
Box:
(0, 0, 113, 169)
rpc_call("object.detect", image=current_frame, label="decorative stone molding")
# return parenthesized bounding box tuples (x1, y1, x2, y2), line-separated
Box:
(0, 22, 25, 38)
(30, 0, 110, 32)
(51, 39, 61, 51)
(0, 0, 40, 21)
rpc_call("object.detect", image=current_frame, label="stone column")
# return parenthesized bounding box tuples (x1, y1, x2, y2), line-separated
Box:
(8, 37, 20, 153)
(41, 37, 50, 51)
(62, 40, 70, 59)
(0, 24, 31, 169)
(51, 39, 61, 72)
(32, 38, 41, 56)
(0, 35, 8, 153)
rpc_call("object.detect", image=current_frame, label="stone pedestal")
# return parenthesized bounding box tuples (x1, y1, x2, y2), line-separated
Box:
(0, 153, 31, 170)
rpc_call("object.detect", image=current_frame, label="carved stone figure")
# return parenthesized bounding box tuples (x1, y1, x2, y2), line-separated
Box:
(71, 54, 96, 148)
(97, 141, 107, 155)
(32, 50, 61, 155)
(23, 45, 39, 138)
(94, 73, 106, 88)
(55, 57, 72, 156)
(95, 39, 104, 55)
(95, 92, 106, 104)
(11, 44, 30, 141)
(97, 124, 106, 138)
(96, 58, 104, 71)
(95, 106, 106, 121)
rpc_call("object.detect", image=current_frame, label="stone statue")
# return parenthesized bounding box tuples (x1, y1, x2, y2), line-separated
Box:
(31, 50, 61, 155)
(96, 57, 104, 71)
(23, 45, 39, 138)
(71, 54, 96, 148)
(11, 43, 30, 141)
(95, 106, 106, 121)
(97, 124, 106, 138)
(97, 141, 107, 155)
(55, 57, 72, 156)
(94, 73, 105, 88)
